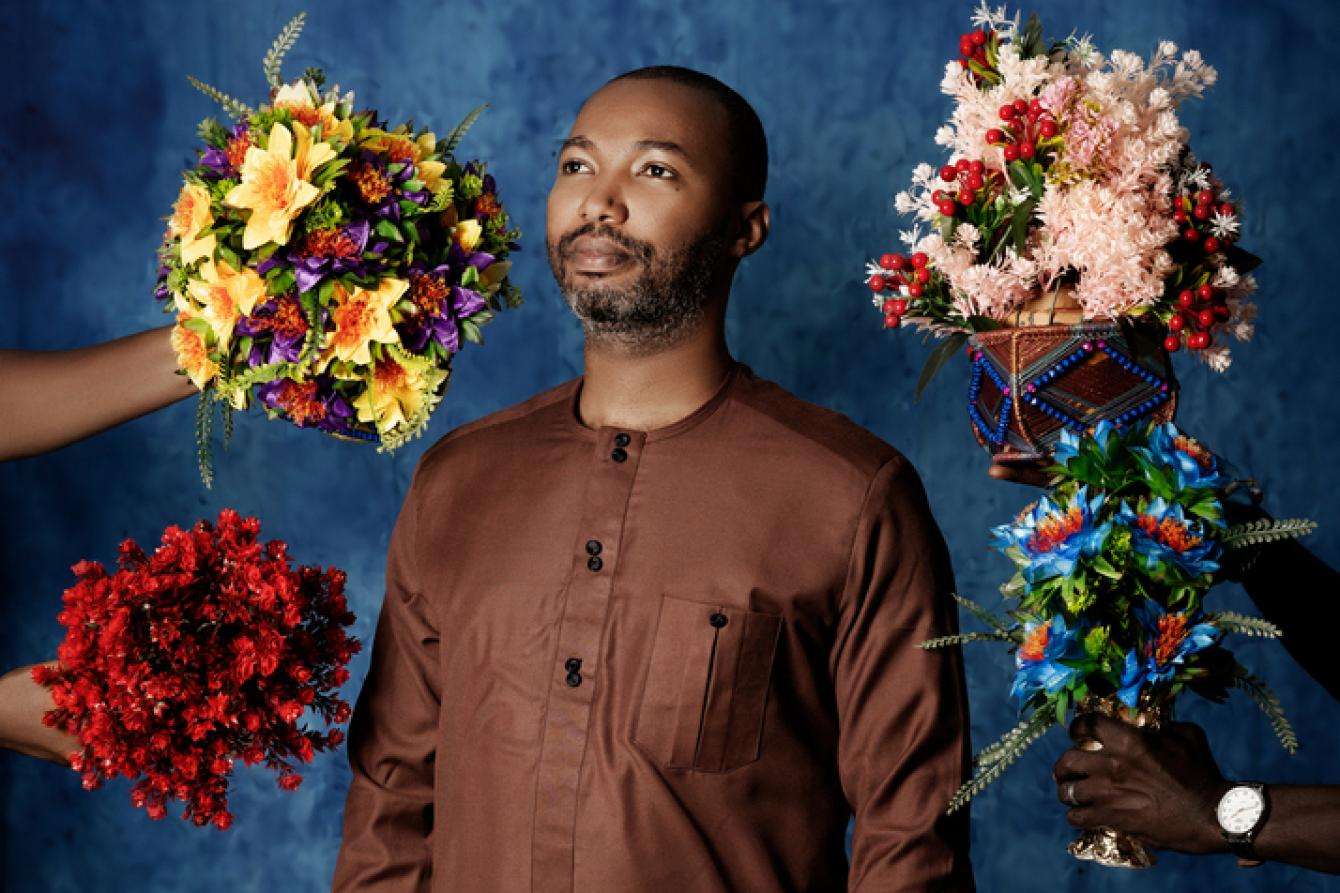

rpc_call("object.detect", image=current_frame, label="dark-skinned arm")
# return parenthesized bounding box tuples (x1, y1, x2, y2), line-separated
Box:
(0, 324, 195, 462)
(0, 662, 75, 765)
(1053, 715, 1340, 874)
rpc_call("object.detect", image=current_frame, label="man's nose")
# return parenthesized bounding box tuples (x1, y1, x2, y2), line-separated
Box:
(577, 175, 629, 226)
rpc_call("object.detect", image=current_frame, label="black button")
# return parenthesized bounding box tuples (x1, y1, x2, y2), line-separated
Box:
(565, 672, 582, 687)
(585, 539, 602, 556)
(611, 447, 628, 463)
(614, 433, 631, 447)
(709, 612, 728, 628)
(587, 556, 603, 572)
(564, 657, 582, 672)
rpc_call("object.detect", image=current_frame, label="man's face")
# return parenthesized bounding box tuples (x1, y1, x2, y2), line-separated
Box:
(546, 78, 737, 350)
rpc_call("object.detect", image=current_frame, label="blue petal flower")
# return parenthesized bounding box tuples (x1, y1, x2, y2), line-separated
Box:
(992, 485, 1113, 586)
(1116, 497, 1221, 578)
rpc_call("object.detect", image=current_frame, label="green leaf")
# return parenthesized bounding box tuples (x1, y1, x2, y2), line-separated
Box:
(916, 332, 969, 401)
(1222, 518, 1318, 549)
(374, 219, 403, 242)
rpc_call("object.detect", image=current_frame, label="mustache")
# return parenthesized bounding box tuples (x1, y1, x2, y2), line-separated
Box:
(552, 223, 654, 264)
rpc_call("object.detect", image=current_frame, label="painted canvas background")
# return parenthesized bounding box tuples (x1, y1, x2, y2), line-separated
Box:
(2, 0, 1336, 889)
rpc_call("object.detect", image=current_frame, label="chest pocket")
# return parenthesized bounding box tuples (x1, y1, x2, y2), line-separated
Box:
(631, 593, 782, 773)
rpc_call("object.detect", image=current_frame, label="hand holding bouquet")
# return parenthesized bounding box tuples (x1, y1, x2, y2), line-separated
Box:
(32, 509, 360, 830)
(926, 421, 1315, 866)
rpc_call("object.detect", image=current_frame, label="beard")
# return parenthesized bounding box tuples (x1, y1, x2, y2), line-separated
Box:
(547, 220, 731, 354)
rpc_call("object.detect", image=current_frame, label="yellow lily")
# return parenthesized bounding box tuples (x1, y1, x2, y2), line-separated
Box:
(224, 121, 334, 250)
(185, 258, 266, 349)
(272, 81, 353, 144)
(326, 277, 408, 367)
(454, 219, 483, 252)
(170, 311, 218, 391)
(167, 181, 216, 265)
(353, 352, 445, 434)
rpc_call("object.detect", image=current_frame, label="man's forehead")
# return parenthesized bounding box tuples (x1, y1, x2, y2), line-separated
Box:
(566, 79, 727, 161)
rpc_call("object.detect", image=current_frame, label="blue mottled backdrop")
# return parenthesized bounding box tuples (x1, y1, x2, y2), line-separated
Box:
(2, 0, 1337, 889)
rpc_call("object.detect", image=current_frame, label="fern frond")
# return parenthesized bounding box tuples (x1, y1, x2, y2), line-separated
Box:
(1233, 667, 1299, 754)
(195, 389, 215, 489)
(1207, 612, 1280, 639)
(187, 75, 255, 122)
(919, 631, 1016, 649)
(951, 708, 1055, 813)
(442, 104, 488, 156)
(953, 593, 1014, 635)
(263, 12, 307, 89)
(1222, 518, 1318, 550)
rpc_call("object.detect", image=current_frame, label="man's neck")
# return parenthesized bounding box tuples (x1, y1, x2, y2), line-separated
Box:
(577, 322, 735, 433)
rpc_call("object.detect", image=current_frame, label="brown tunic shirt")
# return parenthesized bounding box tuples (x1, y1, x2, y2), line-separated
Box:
(331, 359, 974, 892)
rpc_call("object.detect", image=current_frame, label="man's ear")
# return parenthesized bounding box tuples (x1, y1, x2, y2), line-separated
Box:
(731, 201, 770, 259)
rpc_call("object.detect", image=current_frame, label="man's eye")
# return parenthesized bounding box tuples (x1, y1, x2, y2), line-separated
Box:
(643, 163, 675, 179)
(560, 159, 588, 175)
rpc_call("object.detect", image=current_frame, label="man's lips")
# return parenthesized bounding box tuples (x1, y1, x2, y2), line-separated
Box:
(566, 237, 635, 274)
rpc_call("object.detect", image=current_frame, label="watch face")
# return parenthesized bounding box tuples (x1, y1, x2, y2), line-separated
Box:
(1218, 786, 1265, 835)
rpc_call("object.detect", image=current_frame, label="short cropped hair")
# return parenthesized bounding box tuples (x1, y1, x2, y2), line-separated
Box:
(606, 65, 768, 203)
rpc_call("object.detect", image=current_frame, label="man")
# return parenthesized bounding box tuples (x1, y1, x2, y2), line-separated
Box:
(331, 66, 974, 891)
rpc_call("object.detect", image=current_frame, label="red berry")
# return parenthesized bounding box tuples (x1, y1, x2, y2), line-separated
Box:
(959, 58, 970, 69)
(940, 165, 958, 182)
(938, 200, 957, 217)
(916, 267, 931, 283)
(956, 158, 971, 173)
(1194, 205, 1211, 220)
(999, 104, 1017, 120)
(1203, 236, 1221, 253)
(1013, 98, 1028, 114)
(932, 189, 945, 203)
(958, 189, 975, 205)
(1197, 309, 1215, 329)
(908, 282, 924, 297)
(911, 252, 928, 268)
(1026, 108, 1041, 124)
(1184, 228, 1200, 241)
(883, 313, 902, 329)
(1003, 144, 1020, 162)
(879, 253, 900, 270)
(868, 275, 886, 292)
(986, 129, 1004, 144)
(1174, 209, 1188, 223)
(1019, 142, 1036, 160)
(966, 172, 984, 190)
(1188, 332, 1211, 350)
(1039, 119, 1058, 138)
(1197, 284, 1214, 302)
(1164, 335, 1182, 352)
(972, 30, 988, 46)
(1168, 313, 1185, 332)
(1218, 202, 1234, 216)
(882, 298, 898, 314)
(1177, 290, 1194, 308)
(890, 298, 909, 315)
(1029, 99, 1043, 114)
(969, 159, 985, 175)
(1213, 304, 1231, 320)
(1197, 189, 1214, 205)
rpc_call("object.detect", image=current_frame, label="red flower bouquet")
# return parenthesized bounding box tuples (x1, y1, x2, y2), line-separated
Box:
(31, 509, 360, 830)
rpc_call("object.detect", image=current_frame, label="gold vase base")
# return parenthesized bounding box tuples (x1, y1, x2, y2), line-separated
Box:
(1068, 827, 1156, 869)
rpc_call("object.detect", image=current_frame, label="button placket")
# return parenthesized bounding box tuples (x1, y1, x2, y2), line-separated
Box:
(531, 429, 646, 891)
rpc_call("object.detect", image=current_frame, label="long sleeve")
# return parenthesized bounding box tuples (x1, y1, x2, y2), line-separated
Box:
(332, 461, 442, 891)
(830, 456, 975, 892)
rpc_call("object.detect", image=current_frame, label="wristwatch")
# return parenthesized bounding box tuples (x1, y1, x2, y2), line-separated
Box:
(1215, 782, 1269, 864)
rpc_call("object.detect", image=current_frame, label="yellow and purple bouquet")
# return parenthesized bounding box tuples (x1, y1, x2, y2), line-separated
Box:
(154, 14, 521, 485)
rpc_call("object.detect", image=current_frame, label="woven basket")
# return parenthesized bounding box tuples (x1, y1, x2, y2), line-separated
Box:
(965, 289, 1178, 463)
